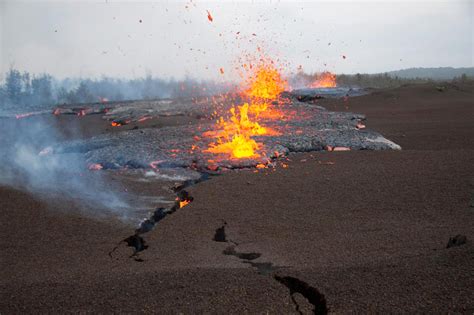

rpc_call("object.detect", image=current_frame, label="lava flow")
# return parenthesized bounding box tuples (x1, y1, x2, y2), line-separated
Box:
(204, 58, 286, 159)
(310, 71, 337, 88)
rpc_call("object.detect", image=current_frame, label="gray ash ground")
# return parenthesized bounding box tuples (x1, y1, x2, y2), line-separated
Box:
(50, 89, 400, 173)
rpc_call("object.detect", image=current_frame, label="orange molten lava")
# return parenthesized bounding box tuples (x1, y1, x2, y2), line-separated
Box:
(310, 72, 337, 88)
(205, 104, 265, 158)
(206, 10, 213, 22)
(243, 62, 287, 119)
(244, 63, 287, 100)
(207, 103, 278, 138)
(205, 56, 286, 159)
(206, 133, 259, 159)
(179, 199, 191, 208)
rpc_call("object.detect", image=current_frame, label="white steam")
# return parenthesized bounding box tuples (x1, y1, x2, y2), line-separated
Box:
(0, 116, 130, 220)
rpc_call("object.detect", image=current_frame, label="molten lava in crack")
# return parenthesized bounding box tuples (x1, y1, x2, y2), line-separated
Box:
(310, 71, 337, 88)
(204, 60, 286, 159)
(179, 199, 191, 208)
(177, 192, 193, 208)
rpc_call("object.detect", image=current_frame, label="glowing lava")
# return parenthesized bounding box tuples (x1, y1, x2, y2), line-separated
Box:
(179, 199, 191, 208)
(244, 63, 287, 100)
(204, 56, 287, 160)
(205, 103, 278, 138)
(310, 72, 337, 88)
(204, 104, 264, 158)
(243, 62, 287, 118)
(206, 133, 259, 159)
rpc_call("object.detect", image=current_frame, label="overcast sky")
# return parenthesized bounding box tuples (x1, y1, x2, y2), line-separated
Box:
(1, 0, 472, 81)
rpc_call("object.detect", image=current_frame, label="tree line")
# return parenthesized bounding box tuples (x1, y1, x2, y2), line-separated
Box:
(335, 72, 471, 88)
(291, 71, 472, 89)
(2, 67, 471, 113)
(0, 68, 229, 112)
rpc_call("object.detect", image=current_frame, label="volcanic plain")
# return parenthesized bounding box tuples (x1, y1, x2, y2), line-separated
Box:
(1, 82, 473, 313)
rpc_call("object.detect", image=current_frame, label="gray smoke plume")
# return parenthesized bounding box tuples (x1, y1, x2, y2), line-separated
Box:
(0, 115, 131, 220)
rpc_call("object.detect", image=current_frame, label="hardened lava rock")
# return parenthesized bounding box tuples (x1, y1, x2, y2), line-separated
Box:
(52, 95, 401, 171)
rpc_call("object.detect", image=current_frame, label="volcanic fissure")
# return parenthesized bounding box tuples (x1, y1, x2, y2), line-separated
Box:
(212, 222, 328, 314)
(109, 173, 212, 261)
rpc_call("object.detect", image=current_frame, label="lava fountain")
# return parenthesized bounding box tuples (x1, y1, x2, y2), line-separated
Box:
(204, 104, 263, 159)
(310, 71, 337, 88)
(243, 61, 288, 118)
(204, 58, 287, 159)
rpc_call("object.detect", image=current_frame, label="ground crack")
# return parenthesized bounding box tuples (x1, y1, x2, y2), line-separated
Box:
(213, 222, 277, 275)
(109, 173, 211, 261)
(213, 222, 329, 313)
(274, 275, 328, 315)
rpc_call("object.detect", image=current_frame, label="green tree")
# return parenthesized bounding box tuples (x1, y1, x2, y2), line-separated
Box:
(5, 69, 23, 103)
(31, 74, 53, 105)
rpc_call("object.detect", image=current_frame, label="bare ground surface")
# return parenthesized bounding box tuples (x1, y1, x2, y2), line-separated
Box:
(1, 82, 474, 313)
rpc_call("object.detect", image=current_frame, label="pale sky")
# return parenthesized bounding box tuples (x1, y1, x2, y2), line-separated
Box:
(1, 0, 473, 81)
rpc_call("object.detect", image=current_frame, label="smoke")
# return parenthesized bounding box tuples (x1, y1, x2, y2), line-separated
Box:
(288, 72, 314, 90)
(0, 115, 131, 220)
(0, 72, 233, 222)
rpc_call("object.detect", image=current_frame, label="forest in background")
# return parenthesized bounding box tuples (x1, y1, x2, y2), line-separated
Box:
(1, 67, 472, 114)
(291, 68, 473, 90)
(0, 69, 230, 114)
